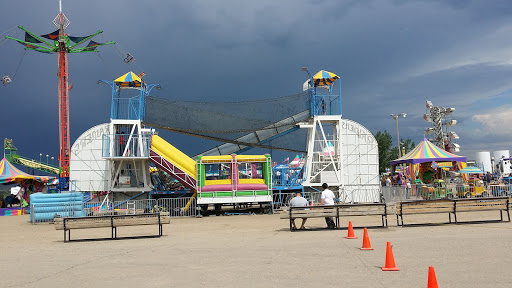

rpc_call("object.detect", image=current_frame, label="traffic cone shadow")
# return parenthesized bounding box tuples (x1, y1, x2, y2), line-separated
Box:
(360, 227, 373, 250)
(345, 221, 358, 239)
(428, 266, 438, 288)
(381, 241, 399, 271)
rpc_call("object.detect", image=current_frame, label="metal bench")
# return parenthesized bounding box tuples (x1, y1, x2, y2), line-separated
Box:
(453, 197, 510, 223)
(396, 197, 510, 226)
(280, 205, 338, 231)
(280, 203, 388, 231)
(396, 199, 454, 226)
(338, 203, 388, 228)
(54, 213, 170, 242)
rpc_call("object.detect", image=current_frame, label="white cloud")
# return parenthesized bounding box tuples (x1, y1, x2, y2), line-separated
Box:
(472, 106, 512, 135)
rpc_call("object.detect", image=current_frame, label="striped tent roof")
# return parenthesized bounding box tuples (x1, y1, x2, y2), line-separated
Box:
(114, 71, 142, 89)
(0, 158, 55, 184)
(313, 70, 339, 87)
(390, 138, 466, 166)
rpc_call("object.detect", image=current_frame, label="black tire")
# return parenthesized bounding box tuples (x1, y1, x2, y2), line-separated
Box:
(481, 192, 488, 198)
(446, 194, 453, 199)
(465, 192, 471, 198)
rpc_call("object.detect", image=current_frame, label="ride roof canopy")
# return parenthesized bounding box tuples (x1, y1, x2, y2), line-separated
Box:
(390, 138, 466, 166)
(0, 158, 55, 184)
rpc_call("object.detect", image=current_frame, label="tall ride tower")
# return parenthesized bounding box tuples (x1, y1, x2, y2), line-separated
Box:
(6, 0, 114, 191)
(99, 72, 161, 192)
(299, 69, 343, 189)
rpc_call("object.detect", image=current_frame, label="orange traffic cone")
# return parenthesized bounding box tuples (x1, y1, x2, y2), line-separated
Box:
(345, 221, 358, 239)
(427, 266, 438, 288)
(360, 228, 373, 250)
(381, 242, 399, 271)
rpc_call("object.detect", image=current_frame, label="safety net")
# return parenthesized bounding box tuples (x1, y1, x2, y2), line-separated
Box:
(144, 92, 311, 153)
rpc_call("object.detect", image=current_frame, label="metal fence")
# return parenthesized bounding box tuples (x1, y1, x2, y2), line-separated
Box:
(30, 202, 87, 224)
(341, 186, 382, 203)
(30, 197, 198, 224)
(155, 197, 198, 217)
(272, 191, 325, 209)
(487, 185, 512, 197)
(381, 183, 512, 202)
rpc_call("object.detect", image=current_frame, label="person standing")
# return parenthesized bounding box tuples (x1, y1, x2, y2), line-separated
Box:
(289, 192, 309, 230)
(485, 172, 492, 187)
(406, 178, 412, 199)
(119, 132, 125, 156)
(385, 177, 392, 187)
(321, 183, 336, 229)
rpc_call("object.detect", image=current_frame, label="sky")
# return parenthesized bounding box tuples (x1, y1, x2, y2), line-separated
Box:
(1, 0, 512, 167)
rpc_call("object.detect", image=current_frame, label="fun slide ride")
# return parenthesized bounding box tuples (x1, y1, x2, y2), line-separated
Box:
(148, 135, 272, 207)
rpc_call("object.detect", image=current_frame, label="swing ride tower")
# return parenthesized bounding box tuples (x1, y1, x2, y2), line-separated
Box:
(6, 1, 114, 191)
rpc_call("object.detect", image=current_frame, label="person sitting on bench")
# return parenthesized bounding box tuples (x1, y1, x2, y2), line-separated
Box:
(289, 192, 308, 230)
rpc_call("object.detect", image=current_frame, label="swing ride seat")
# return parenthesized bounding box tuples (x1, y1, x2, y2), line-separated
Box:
(2, 75, 12, 85)
(54, 212, 170, 242)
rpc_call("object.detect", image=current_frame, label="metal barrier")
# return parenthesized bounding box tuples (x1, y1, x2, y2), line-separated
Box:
(272, 191, 324, 209)
(30, 202, 87, 224)
(381, 186, 408, 203)
(112, 199, 156, 214)
(341, 186, 381, 203)
(382, 185, 455, 202)
(382, 183, 512, 202)
(489, 185, 512, 197)
(155, 197, 198, 217)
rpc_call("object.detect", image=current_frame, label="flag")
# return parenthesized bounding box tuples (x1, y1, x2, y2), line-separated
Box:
(282, 157, 289, 163)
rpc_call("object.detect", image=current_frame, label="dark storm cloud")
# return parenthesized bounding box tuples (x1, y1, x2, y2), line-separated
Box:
(1, 0, 511, 161)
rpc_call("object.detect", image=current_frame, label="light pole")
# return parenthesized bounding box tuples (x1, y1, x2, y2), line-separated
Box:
(39, 153, 42, 163)
(390, 113, 407, 158)
(46, 154, 49, 165)
(51, 156, 54, 166)
(301, 66, 312, 79)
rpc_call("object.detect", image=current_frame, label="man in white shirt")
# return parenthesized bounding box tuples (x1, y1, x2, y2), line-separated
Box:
(321, 183, 336, 228)
(289, 192, 308, 230)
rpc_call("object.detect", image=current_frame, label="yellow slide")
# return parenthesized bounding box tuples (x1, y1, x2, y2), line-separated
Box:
(151, 135, 197, 179)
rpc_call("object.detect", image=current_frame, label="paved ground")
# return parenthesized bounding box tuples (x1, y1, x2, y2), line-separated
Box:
(1, 211, 512, 287)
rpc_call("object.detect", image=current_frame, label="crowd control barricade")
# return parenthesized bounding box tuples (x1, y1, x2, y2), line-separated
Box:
(154, 197, 198, 217)
(30, 202, 86, 224)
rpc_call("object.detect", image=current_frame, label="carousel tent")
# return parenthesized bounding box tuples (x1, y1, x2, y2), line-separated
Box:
(0, 158, 55, 184)
(390, 138, 466, 166)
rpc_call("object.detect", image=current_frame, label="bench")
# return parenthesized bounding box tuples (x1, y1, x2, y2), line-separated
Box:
(396, 199, 454, 226)
(338, 203, 388, 228)
(280, 203, 387, 231)
(280, 205, 338, 231)
(453, 197, 510, 223)
(54, 213, 171, 242)
(396, 197, 510, 226)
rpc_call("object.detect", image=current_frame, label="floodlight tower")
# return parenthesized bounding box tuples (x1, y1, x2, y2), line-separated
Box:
(390, 113, 407, 157)
(6, 0, 115, 191)
(423, 101, 459, 152)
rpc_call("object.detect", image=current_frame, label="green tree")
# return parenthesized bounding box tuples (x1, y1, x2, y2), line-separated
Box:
(374, 130, 393, 174)
(374, 130, 415, 173)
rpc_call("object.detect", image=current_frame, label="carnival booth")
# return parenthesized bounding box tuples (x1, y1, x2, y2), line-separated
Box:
(390, 138, 467, 182)
(0, 158, 55, 212)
